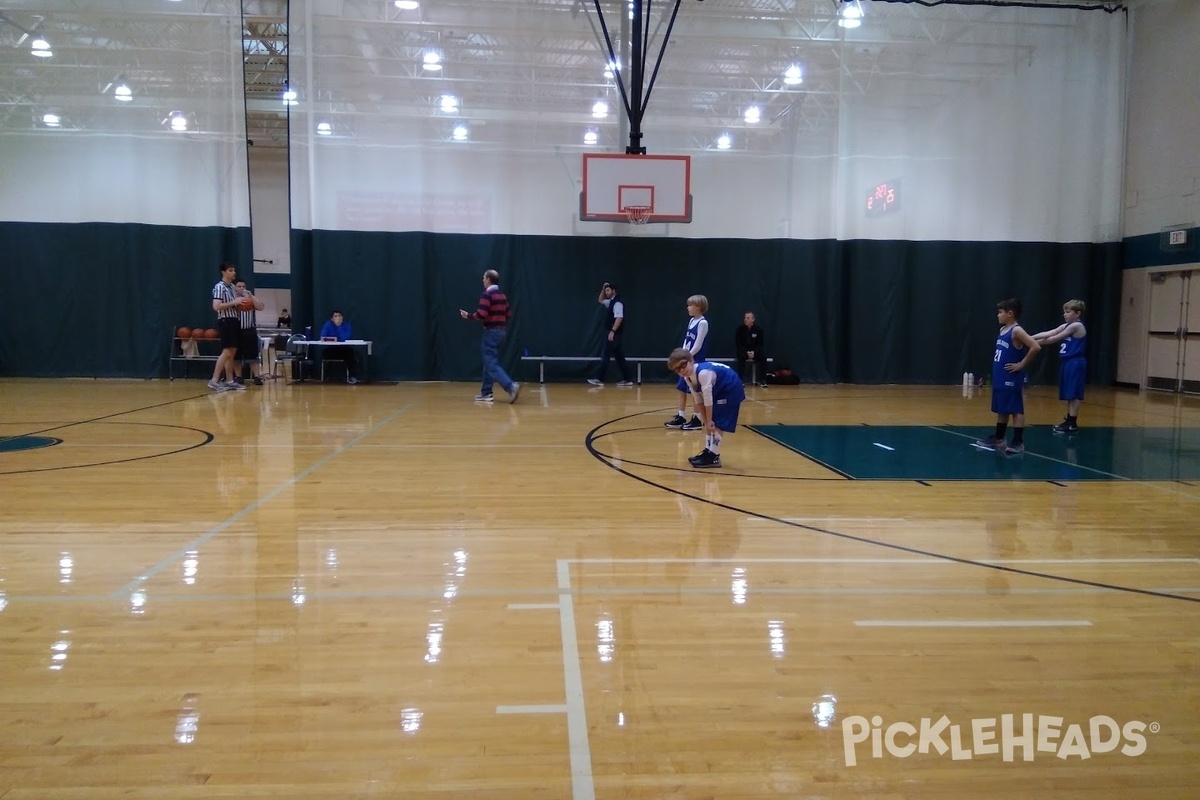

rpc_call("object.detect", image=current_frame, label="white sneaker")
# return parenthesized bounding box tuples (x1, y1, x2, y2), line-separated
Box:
(616, 381, 634, 387)
(586, 378, 603, 386)
(207, 379, 228, 391)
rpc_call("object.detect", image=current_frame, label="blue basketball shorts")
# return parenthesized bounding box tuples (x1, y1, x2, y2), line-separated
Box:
(711, 385, 746, 432)
(1059, 358, 1086, 401)
(991, 386, 1025, 416)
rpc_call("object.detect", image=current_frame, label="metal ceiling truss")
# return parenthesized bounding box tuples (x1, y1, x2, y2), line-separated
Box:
(0, 0, 1124, 152)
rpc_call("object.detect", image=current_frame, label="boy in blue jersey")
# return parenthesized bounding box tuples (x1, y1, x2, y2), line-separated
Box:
(664, 295, 710, 431)
(976, 298, 1041, 455)
(1033, 300, 1087, 434)
(668, 347, 746, 469)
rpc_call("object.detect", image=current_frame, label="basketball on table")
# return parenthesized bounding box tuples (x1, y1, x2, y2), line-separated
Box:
(204, 328, 219, 339)
(176, 327, 191, 339)
(237, 295, 255, 311)
(192, 328, 204, 339)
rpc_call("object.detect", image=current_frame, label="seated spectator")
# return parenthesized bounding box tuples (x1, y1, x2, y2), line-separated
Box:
(735, 311, 768, 386)
(319, 310, 359, 384)
(277, 308, 292, 328)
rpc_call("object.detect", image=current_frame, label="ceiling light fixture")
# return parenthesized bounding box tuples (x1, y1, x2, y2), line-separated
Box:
(583, 129, 598, 145)
(451, 123, 469, 141)
(30, 36, 53, 58)
(422, 51, 442, 71)
(42, 112, 61, 128)
(316, 121, 332, 135)
(439, 94, 459, 113)
(783, 64, 803, 85)
(282, 88, 298, 106)
(744, 105, 761, 124)
(838, 0, 864, 29)
(168, 111, 188, 132)
(395, 0, 420, 9)
(716, 133, 732, 150)
(592, 100, 608, 119)
(114, 82, 133, 102)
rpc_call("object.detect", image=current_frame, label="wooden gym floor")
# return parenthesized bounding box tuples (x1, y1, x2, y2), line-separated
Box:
(1, 377, 1198, 799)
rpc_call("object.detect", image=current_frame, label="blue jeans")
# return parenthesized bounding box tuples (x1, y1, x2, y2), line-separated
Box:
(480, 327, 514, 396)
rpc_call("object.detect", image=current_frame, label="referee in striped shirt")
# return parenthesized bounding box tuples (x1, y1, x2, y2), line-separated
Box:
(234, 280, 266, 385)
(209, 262, 244, 391)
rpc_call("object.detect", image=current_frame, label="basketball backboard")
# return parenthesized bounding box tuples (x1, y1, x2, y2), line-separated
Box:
(580, 154, 692, 223)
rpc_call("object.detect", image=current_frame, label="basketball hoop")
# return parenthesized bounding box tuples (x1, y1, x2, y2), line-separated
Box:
(623, 205, 652, 225)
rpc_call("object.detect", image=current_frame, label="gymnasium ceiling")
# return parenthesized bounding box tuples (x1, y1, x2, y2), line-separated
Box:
(0, 0, 1126, 153)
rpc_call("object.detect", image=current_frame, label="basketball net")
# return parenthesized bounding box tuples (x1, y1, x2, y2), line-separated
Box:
(623, 205, 651, 225)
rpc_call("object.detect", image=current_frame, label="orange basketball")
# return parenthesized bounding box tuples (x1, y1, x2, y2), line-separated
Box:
(176, 327, 191, 339)
(237, 295, 255, 311)
(204, 328, 218, 339)
(192, 328, 204, 338)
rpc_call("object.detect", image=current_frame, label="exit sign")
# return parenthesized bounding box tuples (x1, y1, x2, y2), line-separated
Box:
(1168, 229, 1187, 246)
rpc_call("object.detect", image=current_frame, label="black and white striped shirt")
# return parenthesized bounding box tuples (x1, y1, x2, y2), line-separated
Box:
(213, 280, 237, 320)
(238, 299, 256, 330)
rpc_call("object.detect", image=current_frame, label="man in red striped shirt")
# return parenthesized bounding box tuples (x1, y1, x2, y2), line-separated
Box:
(459, 269, 520, 403)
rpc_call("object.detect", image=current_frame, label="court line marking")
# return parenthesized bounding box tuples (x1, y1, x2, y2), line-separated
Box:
(749, 516, 909, 523)
(8, 586, 1200, 607)
(928, 425, 1200, 500)
(565, 557, 1200, 565)
(855, 619, 1092, 628)
(873, 442, 895, 451)
(586, 416, 1200, 604)
(496, 704, 568, 714)
(509, 602, 561, 610)
(557, 559, 596, 800)
(111, 403, 416, 597)
(0, 395, 210, 444)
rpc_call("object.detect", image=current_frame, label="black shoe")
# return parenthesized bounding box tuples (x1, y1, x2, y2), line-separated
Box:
(1052, 420, 1078, 434)
(233, 376, 245, 385)
(681, 416, 704, 431)
(691, 450, 722, 469)
(688, 448, 713, 466)
(252, 376, 263, 385)
(664, 415, 687, 428)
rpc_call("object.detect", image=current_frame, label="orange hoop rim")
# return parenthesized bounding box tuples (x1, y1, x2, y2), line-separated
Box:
(623, 205, 652, 225)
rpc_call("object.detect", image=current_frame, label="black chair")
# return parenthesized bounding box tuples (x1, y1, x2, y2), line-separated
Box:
(272, 334, 313, 381)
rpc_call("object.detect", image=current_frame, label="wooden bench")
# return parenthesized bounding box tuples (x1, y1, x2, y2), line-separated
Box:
(520, 356, 771, 385)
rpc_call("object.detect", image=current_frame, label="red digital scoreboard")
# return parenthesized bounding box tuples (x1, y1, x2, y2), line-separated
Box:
(866, 180, 900, 216)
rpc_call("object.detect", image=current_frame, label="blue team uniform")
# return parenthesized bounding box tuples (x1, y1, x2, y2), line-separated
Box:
(688, 362, 746, 431)
(1058, 329, 1086, 401)
(676, 316, 710, 394)
(991, 325, 1027, 415)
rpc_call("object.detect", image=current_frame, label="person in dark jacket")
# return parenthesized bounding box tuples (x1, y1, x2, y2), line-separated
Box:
(735, 311, 767, 386)
(587, 281, 633, 387)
